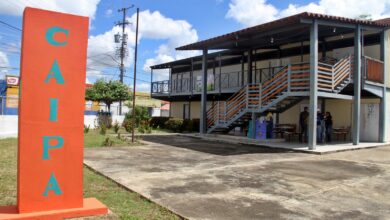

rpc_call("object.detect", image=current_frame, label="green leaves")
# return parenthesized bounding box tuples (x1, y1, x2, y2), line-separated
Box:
(85, 79, 130, 110)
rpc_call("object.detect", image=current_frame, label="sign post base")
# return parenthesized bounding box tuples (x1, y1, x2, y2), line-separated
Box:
(0, 198, 108, 220)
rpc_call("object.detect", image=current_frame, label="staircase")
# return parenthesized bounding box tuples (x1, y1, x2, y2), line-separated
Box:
(207, 55, 353, 133)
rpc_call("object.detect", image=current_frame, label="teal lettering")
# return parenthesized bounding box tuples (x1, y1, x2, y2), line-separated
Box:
(42, 136, 64, 160)
(49, 98, 58, 122)
(45, 26, 69, 46)
(45, 60, 65, 84)
(43, 173, 62, 197)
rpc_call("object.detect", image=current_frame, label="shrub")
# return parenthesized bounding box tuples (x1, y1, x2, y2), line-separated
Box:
(182, 119, 200, 132)
(191, 119, 200, 132)
(97, 111, 112, 129)
(124, 106, 150, 127)
(137, 125, 145, 134)
(164, 118, 184, 132)
(84, 124, 90, 134)
(150, 117, 170, 129)
(122, 118, 134, 133)
(100, 125, 107, 135)
(113, 122, 120, 134)
(102, 137, 113, 147)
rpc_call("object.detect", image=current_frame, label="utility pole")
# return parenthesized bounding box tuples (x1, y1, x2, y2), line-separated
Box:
(115, 6, 133, 115)
(131, 8, 139, 143)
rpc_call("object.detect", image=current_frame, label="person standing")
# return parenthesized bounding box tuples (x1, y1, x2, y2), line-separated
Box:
(324, 111, 333, 142)
(317, 110, 325, 143)
(299, 107, 309, 142)
(265, 111, 273, 139)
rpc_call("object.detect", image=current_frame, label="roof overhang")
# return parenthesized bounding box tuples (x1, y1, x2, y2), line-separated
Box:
(176, 12, 388, 51)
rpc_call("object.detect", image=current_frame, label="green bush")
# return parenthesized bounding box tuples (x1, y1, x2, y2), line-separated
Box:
(122, 118, 134, 133)
(150, 117, 170, 129)
(191, 119, 200, 132)
(182, 119, 200, 132)
(100, 125, 107, 135)
(137, 125, 145, 134)
(84, 124, 90, 134)
(97, 111, 112, 129)
(164, 118, 184, 132)
(124, 106, 150, 127)
(102, 137, 113, 147)
(113, 122, 120, 134)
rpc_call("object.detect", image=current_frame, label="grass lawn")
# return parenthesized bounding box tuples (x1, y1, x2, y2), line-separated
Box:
(0, 137, 180, 220)
(84, 127, 172, 148)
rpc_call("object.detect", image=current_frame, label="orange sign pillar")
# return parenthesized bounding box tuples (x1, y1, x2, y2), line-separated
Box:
(0, 7, 107, 220)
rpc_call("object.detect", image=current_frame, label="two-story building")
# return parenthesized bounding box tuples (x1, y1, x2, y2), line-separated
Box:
(150, 12, 390, 149)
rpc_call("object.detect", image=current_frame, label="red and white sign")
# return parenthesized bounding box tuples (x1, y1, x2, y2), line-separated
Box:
(6, 76, 19, 86)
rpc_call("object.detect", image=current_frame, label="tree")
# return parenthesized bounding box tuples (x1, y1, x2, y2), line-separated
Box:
(85, 79, 130, 112)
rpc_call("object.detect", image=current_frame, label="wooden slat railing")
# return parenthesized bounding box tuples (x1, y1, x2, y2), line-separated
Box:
(364, 56, 384, 84)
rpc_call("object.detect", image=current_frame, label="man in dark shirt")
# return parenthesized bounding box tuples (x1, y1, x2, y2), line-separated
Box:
(299, 107, 309, 142)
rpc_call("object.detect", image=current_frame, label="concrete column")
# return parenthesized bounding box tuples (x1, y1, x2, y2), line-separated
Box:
(190, 58, 194, 96)
(200, 49, 208, 134)
(241, 55, 245, 86)
(251, 112, 256, 139)
(352, 25, 362, 145)
(247, 49, 253, 84)
(379, 30, 388, 143)
(308, 19, 318, 150)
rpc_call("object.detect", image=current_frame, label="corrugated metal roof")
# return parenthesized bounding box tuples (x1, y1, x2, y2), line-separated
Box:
(177, 12, 388, 50)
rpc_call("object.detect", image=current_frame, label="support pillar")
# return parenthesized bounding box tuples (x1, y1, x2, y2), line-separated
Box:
(190, 58, 194, 95)
(308, 19, 318, 150)
(352, 25, 362, 145)
(200, 49, 208, 134)
(241, 55, 245, 86)
(379, 30, 388, 143)
(251, 112, 256, 139)
(247, 49, 253, 84)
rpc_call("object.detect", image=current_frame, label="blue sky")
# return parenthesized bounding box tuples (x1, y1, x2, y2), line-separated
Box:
(0, 0, 389, 91)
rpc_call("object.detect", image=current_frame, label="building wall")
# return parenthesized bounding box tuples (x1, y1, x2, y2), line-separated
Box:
(170, 101, 211, 120)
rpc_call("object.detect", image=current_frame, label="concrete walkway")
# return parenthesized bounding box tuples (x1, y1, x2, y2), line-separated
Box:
(84, 135, 390, 220)
(181, 133, 389, 154)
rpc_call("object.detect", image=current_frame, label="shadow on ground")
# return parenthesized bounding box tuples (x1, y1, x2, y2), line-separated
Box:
(142, 135, 294, 156)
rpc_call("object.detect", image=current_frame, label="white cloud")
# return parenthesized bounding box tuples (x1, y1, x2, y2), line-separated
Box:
(86, 10, 199, 83)
(105, 9, 113, 17)
(0, 51, 10, 67)
(136, 82, 150, 92)
(226, 0, 390, 27)
(125, 10, 199, 80)
(0, 0, 101, 18)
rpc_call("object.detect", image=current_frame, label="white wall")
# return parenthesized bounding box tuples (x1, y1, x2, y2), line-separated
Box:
(0, 115, 126, 139)
(0, 116, 18, 138)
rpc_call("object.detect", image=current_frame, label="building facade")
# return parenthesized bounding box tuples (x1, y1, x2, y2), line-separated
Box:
(150, 12, 390, 149)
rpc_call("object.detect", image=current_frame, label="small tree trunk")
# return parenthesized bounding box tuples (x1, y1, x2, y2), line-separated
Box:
(107, 104, 111, 113)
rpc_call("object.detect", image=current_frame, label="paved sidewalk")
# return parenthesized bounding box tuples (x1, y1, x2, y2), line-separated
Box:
(84, 135, 390, 220)
(181, 133, 389, 154)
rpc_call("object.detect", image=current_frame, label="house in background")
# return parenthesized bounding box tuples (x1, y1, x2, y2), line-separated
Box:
(150, 12, 390, 149)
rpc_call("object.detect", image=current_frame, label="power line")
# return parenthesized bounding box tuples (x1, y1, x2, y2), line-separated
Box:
(0, 20, 22, 32)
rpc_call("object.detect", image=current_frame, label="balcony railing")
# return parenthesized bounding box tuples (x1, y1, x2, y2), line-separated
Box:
(364, 56, 384, 84)
(152, 55, 383, 96)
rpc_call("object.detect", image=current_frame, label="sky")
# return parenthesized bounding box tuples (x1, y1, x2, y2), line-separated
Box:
(0, 0, 390, 92)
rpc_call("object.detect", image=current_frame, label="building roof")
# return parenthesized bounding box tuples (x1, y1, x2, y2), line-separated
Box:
(177, 12, 388, 51)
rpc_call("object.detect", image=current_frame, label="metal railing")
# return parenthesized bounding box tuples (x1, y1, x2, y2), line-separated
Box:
(151, 80, 170, 94)
(206, 55, 355, 132)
